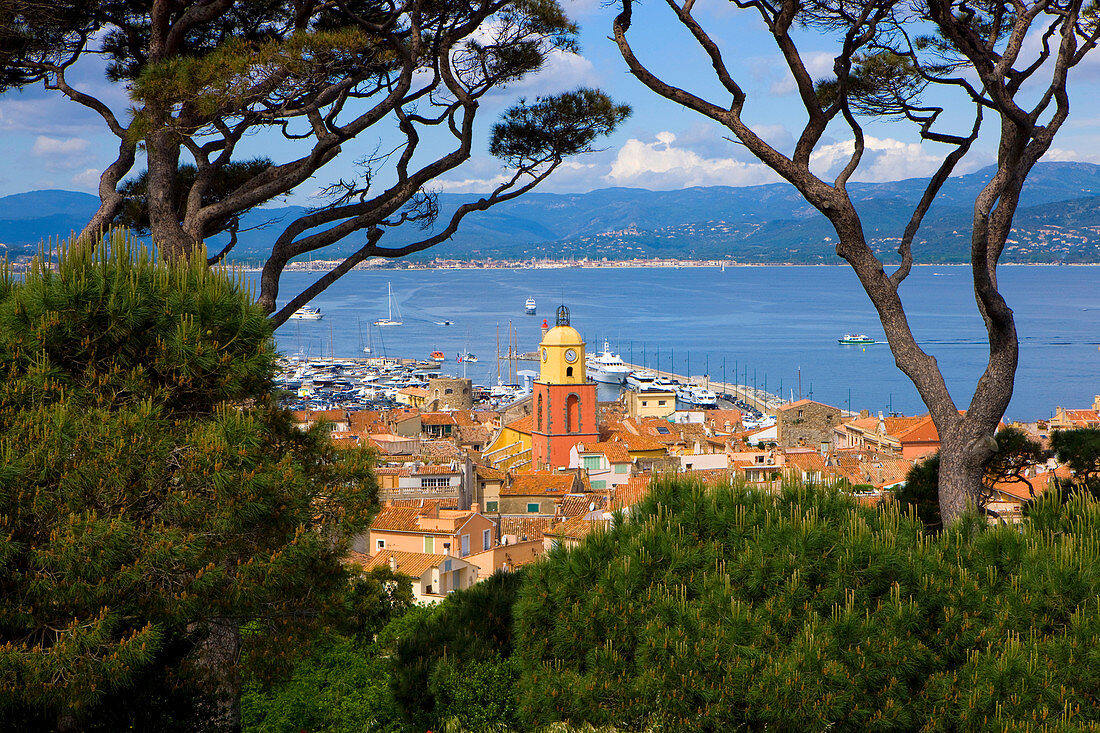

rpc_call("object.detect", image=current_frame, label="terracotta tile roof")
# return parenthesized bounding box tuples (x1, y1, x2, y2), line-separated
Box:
(609, 432, 666, 452)
(414, 463, 459, 476)
(475, 465, 506, 480)
(556, 493, 610, 518)
(420, 440, 464, 462)
(544, 515, 610, 541)
(359, 549, 450, 577)
(784, 452, 828, 472)
(1061, 409, 1100, 426)
(398, 387, 430, 398)
(505, 413, 535, 435)
(893, 415, 940, 443)
(614, 475, 652, 509)
(420, 412, 457, 426)
(455, 425, 493, 444)
(502, 471, 577, 496)
(387, 498, 446, 510)
(450, 410, 480, 427)
(575, 441, 632, 464)
(369, 507, 424, 532)
(988, 466, 1070, 501)
(499, 516, 554, 541)
(704, 409, 744, 432)
(348, 410, 385, 428)
(776, 399, 839, 413)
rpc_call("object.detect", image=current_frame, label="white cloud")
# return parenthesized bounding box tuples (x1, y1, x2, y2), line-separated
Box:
(605, 131, 780, 188)
(809, 135, 951, 182)
(1042, 146, 1100, 164)
(33, 136, 89, 156)
(71, 168, 102, 190)
(768, 52, 834, 96)
(498, 49, 597, 97)
(435, 172, 512, 194)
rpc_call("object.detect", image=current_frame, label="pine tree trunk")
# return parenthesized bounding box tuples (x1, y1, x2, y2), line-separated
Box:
(935, 423, 991, 524)
(191, 617, 242, 732)
(146, 127, 201, 261)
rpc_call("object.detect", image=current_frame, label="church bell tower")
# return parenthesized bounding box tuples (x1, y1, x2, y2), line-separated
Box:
(531, 306, 598, 471)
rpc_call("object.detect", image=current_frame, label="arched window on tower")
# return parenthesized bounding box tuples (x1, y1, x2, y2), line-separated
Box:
(566, 366, 573, 377)
(537, 394, 543, 431)
(566, 394, 580, 433)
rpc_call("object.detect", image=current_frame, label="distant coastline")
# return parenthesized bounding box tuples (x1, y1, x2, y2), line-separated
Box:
(233, 258, 1100, 273)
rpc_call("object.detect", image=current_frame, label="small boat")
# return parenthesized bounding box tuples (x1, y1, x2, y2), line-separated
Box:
(457, 352, 478, 363)
(677, 385, 718, 408)
(429, 351, 446, 361)
(838, 333, 875, 345)
(289, 305, 323, 320)
(374, 283, 403, 326)
(524, 297, 537, 315)
(435, 320, 454, 326)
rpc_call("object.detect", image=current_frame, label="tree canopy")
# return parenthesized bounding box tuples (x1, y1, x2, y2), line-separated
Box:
(0, 234, 377, 730)
(611, 0, 1099, 522)
(2, 0, 629, 324)
(515, 478, 1100, 730)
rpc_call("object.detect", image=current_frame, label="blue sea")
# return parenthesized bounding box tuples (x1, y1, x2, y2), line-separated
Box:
(267, 265, 1100, 422)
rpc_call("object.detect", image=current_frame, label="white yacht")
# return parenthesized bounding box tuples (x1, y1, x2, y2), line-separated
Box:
(677, 384, 718, 408)
(626, 369, 659, 390)
(289, 305, 323, 320)
(374, 282, 403, 326)
(524, 297, 537, 315)
(586, 340, 631, 385)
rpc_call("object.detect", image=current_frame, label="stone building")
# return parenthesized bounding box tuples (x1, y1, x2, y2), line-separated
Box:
(775, 399, 843, 449)
(425, 377, 474, 410)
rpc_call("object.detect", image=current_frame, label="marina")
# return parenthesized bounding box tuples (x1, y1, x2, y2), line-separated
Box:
(269, 265, 1100, 422)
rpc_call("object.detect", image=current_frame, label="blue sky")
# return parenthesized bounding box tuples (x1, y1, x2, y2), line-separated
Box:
(3, 0, 1100, 203)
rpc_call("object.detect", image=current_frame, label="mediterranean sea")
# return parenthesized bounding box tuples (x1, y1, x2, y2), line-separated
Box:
(269, 265, 1100, 422)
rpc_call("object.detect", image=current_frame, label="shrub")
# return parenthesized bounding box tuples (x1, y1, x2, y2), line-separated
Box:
(515, 478, 1100, 731)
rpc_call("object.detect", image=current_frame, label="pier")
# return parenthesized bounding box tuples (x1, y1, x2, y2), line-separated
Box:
(622, 362, 785, 416)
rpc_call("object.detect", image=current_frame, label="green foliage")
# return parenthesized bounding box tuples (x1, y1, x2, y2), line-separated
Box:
(0, 233, 377, 727)
(515, 478, 1100, 731)
(984, 426, 1050, 497)
(490, 89, 631, 166)
(115, 159, 276, 237)
(389, 570, 526, 731)
(241, 635, 405, 733)
(1051, 427, 1100, 492)
(894, 453, 942, 531)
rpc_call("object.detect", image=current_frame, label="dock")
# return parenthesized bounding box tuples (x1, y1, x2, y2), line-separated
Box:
(622, 362, 785, 416)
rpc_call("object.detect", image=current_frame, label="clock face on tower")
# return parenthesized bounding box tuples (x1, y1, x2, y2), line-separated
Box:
(564, 348, 578, 363)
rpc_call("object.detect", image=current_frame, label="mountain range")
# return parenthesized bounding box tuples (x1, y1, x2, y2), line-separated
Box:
(4, 162, 1100, 264)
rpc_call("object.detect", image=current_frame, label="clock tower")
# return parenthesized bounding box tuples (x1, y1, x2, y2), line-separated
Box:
(531, 306, 598, 471)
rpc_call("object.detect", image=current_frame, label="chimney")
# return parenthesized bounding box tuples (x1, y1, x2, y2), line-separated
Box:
(388, 554, 397, 572)
(471, 502, 481, 514)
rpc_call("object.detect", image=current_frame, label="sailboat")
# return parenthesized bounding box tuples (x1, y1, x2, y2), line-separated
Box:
(373, 282, 403, 327)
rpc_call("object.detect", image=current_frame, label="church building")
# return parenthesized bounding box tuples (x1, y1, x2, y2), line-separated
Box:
(530, 306, 598, 471)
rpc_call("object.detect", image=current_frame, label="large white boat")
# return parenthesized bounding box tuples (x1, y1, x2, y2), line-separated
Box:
(626, 369, 660, 391)
(289, 305, 323, 320)
(524, 297, 537, 315)
(374, 283, 403, 327)
(586, 340, 631, 385)
(677, 384, 718, 408)
(838, 333, 875, 345)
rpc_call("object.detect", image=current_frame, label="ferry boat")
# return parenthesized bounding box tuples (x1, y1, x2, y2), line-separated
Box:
(838, 333, 875, 345)
(374, 283, 403, 326)
(586, 340, 631, 385)
(524, 297, 537, 315)
(289, 305, 323, 320)
(429, 351, 446, 361)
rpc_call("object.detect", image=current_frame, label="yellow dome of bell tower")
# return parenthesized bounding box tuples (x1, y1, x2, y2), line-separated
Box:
(539, 305, 585, 385)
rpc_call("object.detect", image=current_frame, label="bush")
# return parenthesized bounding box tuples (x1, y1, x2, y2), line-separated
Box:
(0, 236, 376, 729)
(515, 478, 1100, 731)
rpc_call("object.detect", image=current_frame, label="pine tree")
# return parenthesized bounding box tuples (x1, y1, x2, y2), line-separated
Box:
(0, 233, 376, 730)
